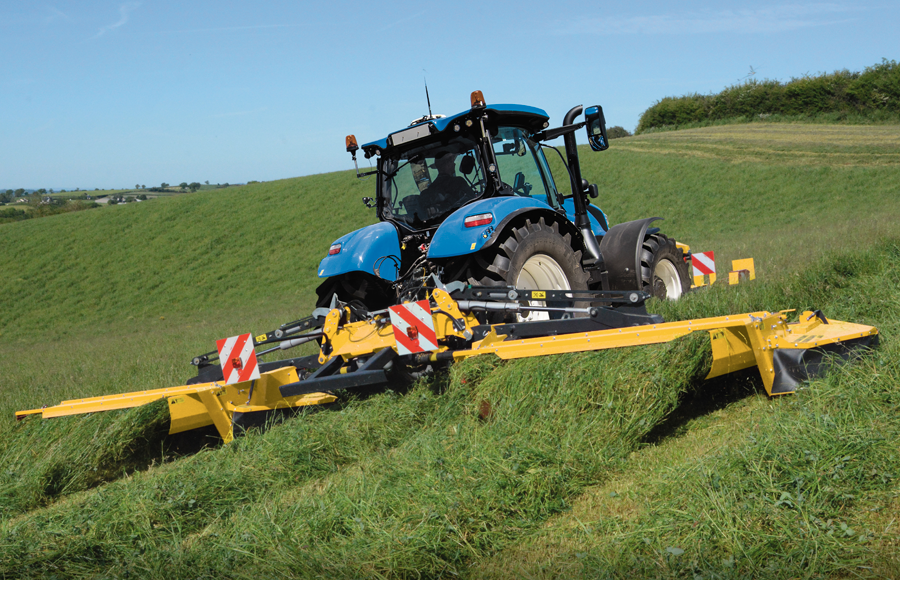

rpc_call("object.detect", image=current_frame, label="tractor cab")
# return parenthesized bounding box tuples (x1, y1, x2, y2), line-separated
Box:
(375, 125, 565, 233)
(380, 137, 486, 230)
(319, 90, 691, 313)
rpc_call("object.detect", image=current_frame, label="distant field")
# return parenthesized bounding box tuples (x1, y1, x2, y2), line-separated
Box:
(0, 122, 898, 578)
(619, 123, 900, 165)
(576, 123, 900, 274)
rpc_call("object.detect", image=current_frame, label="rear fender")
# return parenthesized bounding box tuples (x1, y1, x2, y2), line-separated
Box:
(599, 217, 662, 291)
(317, 222, 402, 282)
(427, 196, 560, 260)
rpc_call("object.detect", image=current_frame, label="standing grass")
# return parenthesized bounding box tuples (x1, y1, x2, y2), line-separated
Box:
(0, 174, 373, 341)
(1, 239, 896, 578)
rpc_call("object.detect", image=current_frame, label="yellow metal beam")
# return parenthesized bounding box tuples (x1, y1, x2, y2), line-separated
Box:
(454, 312, 770, 360)
(450, 310, 877, 396)
(17, 366, 337, 443)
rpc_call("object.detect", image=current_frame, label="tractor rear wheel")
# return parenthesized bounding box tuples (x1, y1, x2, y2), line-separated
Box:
(640, 233, 691, 300)
(468, 217, 589, 320)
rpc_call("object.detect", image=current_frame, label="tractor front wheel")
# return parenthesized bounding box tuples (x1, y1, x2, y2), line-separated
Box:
(640, 233, 691, 300)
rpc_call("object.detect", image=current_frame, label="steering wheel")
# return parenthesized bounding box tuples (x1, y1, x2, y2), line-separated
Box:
(395, 194, 419, 216)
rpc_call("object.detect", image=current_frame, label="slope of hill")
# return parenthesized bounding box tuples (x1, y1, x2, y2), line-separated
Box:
(0, 123, 898, 578)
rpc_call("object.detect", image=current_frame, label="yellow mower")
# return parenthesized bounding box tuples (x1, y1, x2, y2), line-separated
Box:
(17, 285, 878, 443)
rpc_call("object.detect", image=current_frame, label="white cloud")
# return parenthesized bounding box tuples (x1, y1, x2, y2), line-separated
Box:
(377, 9, 428, 32)
(152, 24, 303, 35)
(557, 4, 861, 35)
(45, 7, 69, 24)
(92, 1, 140, 39)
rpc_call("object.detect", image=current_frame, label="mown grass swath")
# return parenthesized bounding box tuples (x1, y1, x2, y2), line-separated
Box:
(0, 121, 898, 578)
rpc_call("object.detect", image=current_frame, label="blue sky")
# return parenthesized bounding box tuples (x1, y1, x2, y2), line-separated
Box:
(2, 1, 897, 190)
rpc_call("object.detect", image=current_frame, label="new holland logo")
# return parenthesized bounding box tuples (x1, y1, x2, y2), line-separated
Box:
(216, 333, 261, 385)
(388, 300, 438, 355)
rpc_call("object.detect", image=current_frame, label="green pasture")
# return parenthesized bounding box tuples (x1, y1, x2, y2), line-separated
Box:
(0, 123, 898, 578)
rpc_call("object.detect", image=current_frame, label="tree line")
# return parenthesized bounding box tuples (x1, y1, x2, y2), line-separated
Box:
(637, 58, 900, 133)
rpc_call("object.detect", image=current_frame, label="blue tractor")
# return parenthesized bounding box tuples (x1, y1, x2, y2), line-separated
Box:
(315, 90, 691, 318)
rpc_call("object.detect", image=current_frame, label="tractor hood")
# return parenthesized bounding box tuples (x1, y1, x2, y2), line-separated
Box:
(317, 222, 402, 282)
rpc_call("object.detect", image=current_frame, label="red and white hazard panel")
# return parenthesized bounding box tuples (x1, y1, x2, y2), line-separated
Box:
(692, 251, 716, 278)
(216, 333, 261, 385)
(388, 300, 438, 355)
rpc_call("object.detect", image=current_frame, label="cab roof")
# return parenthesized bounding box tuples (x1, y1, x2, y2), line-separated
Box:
(361, 103, 550, 157)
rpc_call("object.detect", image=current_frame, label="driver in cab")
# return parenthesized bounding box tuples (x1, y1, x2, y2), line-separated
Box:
(420, 152, 475, 217)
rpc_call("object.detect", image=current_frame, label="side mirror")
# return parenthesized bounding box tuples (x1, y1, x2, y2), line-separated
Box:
(459, 155, 476, 175)
(584, 106, 609, 152)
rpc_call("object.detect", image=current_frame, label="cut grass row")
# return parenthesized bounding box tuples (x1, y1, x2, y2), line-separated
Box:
(0, 331, 712, 578)
(478, 242, 900, 578)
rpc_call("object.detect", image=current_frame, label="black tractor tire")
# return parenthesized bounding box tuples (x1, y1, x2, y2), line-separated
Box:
(640, 233, 691, 300)
(315, 271, 393, 313)
(467, 217, 589, 319)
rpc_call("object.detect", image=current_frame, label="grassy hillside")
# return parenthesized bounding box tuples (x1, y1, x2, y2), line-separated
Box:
(0, 172, 373, 340)
(0, 123, 898, 578)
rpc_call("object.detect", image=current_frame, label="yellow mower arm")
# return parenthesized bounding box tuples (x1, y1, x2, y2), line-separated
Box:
(17, 366, 336, 443)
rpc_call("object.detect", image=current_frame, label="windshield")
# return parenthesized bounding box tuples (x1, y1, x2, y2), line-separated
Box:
(491, 126, 558, 208)
(382, 137, 485, 229)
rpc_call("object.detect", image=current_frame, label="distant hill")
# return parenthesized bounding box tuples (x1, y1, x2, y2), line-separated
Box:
(637, 59, 900, 133)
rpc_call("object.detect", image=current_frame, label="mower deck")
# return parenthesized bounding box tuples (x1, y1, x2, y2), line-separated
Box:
(16, 289, 878, 443)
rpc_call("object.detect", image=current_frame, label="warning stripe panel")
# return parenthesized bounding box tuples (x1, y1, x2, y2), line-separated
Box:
(389, 300, 438, 355)
(692, 251, 715, 276)
(391, 302, 437, 354)
(392, 302, 438, 348)
(217, 334, 245, 383)
(216, 333, 261, 385)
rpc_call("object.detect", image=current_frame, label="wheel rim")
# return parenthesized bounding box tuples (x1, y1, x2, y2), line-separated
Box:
(654, 259, 683, 300)
(515, 254, 571, 321)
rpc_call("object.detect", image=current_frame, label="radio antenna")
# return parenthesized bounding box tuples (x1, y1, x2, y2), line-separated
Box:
(424, 76, 433, 119)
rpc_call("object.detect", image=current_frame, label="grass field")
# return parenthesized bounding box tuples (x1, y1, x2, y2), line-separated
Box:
(0, 123, 898, 578)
